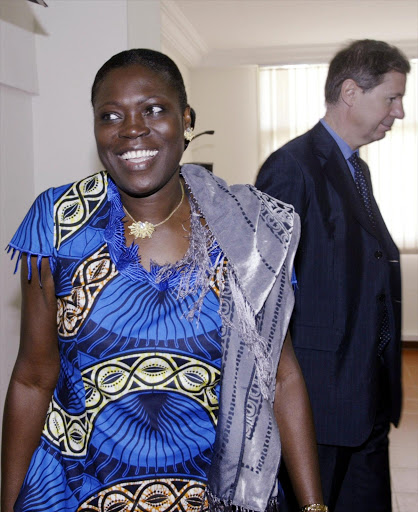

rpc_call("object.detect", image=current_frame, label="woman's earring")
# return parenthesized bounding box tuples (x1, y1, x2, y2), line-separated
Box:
(184, 127, 194, 142)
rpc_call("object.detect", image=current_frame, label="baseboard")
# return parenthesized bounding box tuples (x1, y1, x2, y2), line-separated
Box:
(402, 340, 418, 349)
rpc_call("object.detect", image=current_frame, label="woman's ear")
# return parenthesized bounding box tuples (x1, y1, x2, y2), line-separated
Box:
(183, 106, 192, 130)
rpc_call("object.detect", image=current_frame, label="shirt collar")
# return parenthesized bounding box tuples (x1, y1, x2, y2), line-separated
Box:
(320, 118, 358, 159)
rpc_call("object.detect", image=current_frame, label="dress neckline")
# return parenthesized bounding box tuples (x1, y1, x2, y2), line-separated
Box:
(103, 175, 222, 294)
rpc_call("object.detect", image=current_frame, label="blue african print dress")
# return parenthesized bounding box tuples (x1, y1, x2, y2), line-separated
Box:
(8, 172, 224, 512)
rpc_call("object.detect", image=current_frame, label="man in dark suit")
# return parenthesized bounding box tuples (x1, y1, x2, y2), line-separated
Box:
(255, 40, 410, 512)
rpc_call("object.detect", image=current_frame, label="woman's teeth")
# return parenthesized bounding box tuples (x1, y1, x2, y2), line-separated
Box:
(121, 149, 158, 160)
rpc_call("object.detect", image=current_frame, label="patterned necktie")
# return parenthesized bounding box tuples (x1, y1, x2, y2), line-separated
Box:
(348, 153, 375, 225)
(349, 154, 391, 355)
(378, 307, 391, 357)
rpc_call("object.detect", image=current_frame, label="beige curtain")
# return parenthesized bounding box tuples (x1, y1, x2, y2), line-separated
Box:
(259, 60, 418, 252)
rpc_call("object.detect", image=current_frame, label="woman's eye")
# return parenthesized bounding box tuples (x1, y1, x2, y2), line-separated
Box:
(102, 112, 120, 121)
(144, 105, 164, 116)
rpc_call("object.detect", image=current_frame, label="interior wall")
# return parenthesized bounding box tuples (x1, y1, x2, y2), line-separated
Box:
(189, 66, 259, 185)
(162, 40, 193, 167)
(32, 0, 129, 194)
(401, 254, 418, 341)
(0, 0, 38, 463)
(128, 0, 161, 50)
(162, 41, 192, 110)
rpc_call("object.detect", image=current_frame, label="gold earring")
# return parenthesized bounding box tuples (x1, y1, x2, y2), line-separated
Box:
(184, 127, 194, 142)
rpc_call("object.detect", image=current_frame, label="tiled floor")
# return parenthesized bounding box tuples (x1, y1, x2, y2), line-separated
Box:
(390, 348, 418, 511)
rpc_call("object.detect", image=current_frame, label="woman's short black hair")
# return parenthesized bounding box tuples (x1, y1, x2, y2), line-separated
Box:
(91, 48, 188, 111)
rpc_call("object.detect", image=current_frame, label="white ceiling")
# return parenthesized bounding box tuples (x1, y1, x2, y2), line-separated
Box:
(161, 0, 418, 67)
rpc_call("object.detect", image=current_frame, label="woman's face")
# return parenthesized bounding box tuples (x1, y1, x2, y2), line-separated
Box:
(93, 64, 190, 198)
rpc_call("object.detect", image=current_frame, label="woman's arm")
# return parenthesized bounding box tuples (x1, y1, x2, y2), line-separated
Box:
(274, 331, 324, 508)
(1, 256, 60, 512)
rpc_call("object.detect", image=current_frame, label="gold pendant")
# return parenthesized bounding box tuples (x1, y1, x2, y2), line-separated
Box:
(128, 220, 155, 239)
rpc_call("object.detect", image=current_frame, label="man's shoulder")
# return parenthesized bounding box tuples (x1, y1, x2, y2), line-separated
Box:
(261, 128, 317, 172)
(262, 123, 337, 172)
(276, 122, 328, 155)
(263, 128, 312, 167)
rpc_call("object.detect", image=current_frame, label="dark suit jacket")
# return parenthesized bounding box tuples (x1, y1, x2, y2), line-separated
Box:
(255, 122, 402, 447)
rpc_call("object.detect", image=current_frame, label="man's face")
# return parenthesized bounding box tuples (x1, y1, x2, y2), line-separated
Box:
(350, 71, 406, 149)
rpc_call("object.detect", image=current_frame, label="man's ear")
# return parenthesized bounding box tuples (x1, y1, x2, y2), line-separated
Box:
(341, 79, 360, 107)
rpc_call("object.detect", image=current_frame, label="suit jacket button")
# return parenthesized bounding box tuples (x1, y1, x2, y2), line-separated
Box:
(375, 250, 383, 259)
(378, 293, 386, 302)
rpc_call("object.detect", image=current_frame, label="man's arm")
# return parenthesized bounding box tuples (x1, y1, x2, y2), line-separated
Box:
(255, 149, 307, 221)
(274, 332, 324, 508)
(1, 257, 60, 512)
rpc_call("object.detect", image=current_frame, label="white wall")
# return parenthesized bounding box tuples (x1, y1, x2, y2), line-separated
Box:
(401, 254, 418, 341)
(128, 0, 161, 50)
(31, 0, 167, 194)
(189, 66, 259, 185)
(162, 41, 192, 111)
(162, 40, 193, 167)
(32, 0, 128, 193)
(0, 0, 38, 462)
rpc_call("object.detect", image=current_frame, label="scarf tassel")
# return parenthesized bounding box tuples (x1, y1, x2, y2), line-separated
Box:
(206, 489, 280, 512)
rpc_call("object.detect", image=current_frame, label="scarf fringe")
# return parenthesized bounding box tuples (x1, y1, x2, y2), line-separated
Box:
(206, 489, 280, 512)
(156, 195, 223, 324)
(220, 272, 273, 400)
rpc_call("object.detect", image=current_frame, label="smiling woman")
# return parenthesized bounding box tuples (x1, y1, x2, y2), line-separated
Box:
(2, 49, 326, 512)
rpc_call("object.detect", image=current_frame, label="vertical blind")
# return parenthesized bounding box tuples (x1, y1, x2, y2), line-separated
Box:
(258, 60, 418, 252)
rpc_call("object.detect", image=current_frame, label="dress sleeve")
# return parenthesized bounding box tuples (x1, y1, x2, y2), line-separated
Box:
(7, 188, 55, 281)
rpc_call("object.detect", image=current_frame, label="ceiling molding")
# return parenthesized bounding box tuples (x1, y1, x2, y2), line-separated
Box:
(161, 0, 208, 67)
(198, 39, 418, 67)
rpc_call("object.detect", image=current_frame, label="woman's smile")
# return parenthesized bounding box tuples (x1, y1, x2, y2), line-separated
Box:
(120, 149, 159, 162)
(118, 148, 159, 171)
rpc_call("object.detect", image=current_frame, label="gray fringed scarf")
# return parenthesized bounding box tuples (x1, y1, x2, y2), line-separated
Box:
(180, 165, 300, 512)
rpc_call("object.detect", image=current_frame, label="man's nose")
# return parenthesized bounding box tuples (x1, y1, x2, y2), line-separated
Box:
(392, 99, 405, 120)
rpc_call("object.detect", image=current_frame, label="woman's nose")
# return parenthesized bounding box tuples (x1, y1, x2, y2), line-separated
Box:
(119, 114, 150, 138)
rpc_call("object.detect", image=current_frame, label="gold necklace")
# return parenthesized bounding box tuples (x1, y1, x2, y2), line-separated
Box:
(123, 182, 185, 239)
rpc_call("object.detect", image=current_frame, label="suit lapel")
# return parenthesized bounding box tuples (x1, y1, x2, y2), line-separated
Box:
(310, 123, 377, 238)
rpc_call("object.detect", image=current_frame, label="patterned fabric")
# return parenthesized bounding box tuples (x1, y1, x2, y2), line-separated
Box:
(9, 172, 224, 512)
(378, 308, 391, 356)
(348, 153, 375, 225)
(9, 165, 300, 512)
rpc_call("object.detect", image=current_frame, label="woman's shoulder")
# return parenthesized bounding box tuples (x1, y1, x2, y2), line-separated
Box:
(50, 171, 108, 204)
(181, 163, 297, 228)
(182, 164, 294, 209)
(8, 172, 109, 265)
(25, 171, 108, 212)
